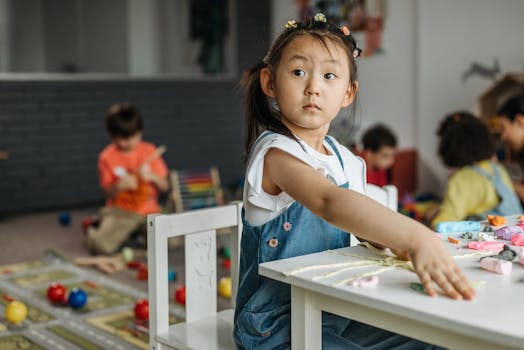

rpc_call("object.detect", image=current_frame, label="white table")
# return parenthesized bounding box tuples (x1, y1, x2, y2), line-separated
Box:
(259, 239, 524, 350)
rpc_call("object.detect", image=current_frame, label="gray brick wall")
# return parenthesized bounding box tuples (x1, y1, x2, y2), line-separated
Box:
(0, 0, 269, 213)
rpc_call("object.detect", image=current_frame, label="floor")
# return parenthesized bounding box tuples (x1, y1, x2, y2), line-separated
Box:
(0, 207, 232, 309)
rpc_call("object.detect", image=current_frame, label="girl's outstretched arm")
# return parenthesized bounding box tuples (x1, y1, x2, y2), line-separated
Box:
(264, 148, 475, 300)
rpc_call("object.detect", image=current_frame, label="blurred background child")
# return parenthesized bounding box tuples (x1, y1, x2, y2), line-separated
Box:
(86, 103, 169, 254)
(360, 123, 397, 186)
(430, 111, 522, 227)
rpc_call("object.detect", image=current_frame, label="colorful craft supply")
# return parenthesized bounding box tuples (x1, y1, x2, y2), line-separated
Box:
(435, 221, 480, 233)
(511, 233, 524, 246)
(447, 236, 460, 244)
(478, 232, 495, 241)
(480, 257, 512, 274)
(349, 275, 379, 287)
(467, 241, 504, 251)
(487, 215, 506, 227)
(409, 282, 426, 293)
(494, 226, 523, 240)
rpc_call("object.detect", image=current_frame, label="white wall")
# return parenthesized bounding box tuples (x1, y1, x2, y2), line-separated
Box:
(417, 0, 524, 193)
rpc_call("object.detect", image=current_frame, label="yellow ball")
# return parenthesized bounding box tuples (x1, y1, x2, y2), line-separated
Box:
(5, 301, 27, 324)
(218, 277, 231, 299)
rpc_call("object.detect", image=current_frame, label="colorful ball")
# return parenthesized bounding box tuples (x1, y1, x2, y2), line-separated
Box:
(58, 212, 71, 226)
(168, 269, 176, 282)
(175, 285, 186, 305)
(222, 259, 231, 269)
(218, 277, 231, 299)
(68, 288, 87, 309)
(47, 282, 67, 304)
(134, 299, 149, 321)
(5, 301, 27, 324)
(222, 246, 231, 259)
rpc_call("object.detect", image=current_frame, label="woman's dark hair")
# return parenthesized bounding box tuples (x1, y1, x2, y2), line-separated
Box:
(105, 103, 144, 138)
(497, 95, 524, 121)
(362, 124, 397, 152)
(240, 15, 360, 160)
(437, 111, 494, 167)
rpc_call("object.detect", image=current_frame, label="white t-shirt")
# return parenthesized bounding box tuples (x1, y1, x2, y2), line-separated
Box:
(243, 132, 367, 226)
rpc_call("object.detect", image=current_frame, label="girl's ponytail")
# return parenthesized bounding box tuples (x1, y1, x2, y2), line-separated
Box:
(241, 61, 294, 161)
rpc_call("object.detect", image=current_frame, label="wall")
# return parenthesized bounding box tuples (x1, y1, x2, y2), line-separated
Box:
(0, 0, 269, 213)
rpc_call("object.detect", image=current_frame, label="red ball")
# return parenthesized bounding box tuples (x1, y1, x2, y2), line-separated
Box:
(47, 283, 66, 304)
(175, 285, 186, 305)
(134, 299, 149, 321)
(222, 259, 231, 269)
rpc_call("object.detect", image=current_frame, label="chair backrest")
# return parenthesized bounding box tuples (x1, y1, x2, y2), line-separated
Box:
(350, 184, 398, 246)
(169, 166, 225, 212)
(365, 184, 398, 211)
(147, 202, 243, 349)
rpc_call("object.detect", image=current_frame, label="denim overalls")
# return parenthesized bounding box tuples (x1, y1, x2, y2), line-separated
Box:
(234, 132, 441, 350)
(471, 162, 523, 217)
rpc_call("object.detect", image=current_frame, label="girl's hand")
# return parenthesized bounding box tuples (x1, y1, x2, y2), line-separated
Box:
(409, 234, 475, 300)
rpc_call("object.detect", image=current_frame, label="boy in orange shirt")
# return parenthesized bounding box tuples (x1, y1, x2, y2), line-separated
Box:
(87, 103, 169, 254)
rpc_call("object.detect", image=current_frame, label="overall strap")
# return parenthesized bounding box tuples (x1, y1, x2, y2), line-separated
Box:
(325, 136, 344, 170)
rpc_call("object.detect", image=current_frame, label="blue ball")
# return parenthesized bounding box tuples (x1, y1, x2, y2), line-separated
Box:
(168, 269, 176, 282)
(68, 288, 87, 309)
(58, 212, 71, 226)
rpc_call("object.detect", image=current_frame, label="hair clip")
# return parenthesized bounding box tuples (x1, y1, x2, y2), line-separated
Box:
(314, 13, 327, 23)
(353, 48, 362, 58)
(340, 26, 350, 36)
(285, 20, 297, 29)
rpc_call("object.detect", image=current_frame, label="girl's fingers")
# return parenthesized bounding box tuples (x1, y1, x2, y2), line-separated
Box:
(431, 270, 461, 300)
(417, 271, 437, 297)
(445, 266, 476, 300)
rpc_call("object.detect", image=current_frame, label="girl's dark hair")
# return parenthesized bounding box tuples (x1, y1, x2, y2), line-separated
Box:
(241, 15, 360, 160)
(437, 111, 494, 167)
(105, 103, 144, 138)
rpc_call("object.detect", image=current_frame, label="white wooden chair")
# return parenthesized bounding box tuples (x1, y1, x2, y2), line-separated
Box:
(148, 202, 243, 350)
(351, 184, 398, 246)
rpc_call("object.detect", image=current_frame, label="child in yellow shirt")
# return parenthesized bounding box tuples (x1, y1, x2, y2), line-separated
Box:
(431, 111, 522, 227)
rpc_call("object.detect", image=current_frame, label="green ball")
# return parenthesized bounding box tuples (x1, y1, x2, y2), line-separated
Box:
(222, 246, 231, 259)
(122, 247, 134, 263)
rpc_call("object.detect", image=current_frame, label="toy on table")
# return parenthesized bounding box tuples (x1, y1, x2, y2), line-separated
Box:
(47, 282, 67, 304)
(5, 300, 27, 324)
(174, 285, 186, 305)
(134, 299, 149, 321)
(68, 288, 87, 309)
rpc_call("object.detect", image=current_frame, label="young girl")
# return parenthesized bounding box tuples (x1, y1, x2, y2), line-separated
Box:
(234, 14, 473, 349)
(431, 111, 522, 227)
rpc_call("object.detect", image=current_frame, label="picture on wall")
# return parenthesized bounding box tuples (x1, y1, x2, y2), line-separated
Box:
(296, 0, 386, 57)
